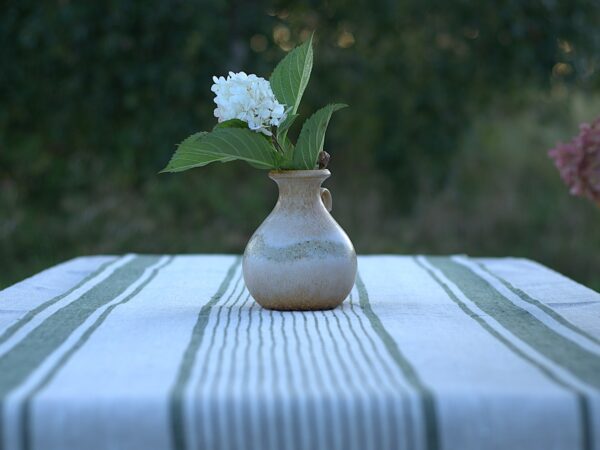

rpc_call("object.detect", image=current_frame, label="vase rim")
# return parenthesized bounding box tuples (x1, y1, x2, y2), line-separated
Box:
(269, 169, 330, 179)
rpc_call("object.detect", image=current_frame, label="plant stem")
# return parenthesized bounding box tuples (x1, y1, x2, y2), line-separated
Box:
(271, 131, 285, 155)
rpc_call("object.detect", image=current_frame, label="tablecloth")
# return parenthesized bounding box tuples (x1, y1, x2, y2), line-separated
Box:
(0, 254, 599, 450)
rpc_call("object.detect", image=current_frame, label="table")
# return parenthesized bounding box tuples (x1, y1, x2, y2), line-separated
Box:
(1, 254, 599, 450)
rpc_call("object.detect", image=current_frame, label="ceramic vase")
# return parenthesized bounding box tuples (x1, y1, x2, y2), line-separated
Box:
(243, 169, 357, 310)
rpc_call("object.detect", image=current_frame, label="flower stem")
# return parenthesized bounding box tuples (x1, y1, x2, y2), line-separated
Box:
(271, 131, 285, 155)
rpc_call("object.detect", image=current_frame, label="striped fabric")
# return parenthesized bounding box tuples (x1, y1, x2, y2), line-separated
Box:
(0, 255, 599, 450)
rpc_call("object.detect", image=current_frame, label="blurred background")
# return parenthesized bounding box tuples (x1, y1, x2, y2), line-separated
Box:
(1, 0, 599, 290)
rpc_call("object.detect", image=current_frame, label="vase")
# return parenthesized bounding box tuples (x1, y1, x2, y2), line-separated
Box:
(243, 169, 357, 310)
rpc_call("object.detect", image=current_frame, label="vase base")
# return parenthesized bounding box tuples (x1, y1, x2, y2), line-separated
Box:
(253, 298, 345, 311)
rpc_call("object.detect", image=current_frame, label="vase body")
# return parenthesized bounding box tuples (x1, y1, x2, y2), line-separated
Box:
(243, 169, 357, 310)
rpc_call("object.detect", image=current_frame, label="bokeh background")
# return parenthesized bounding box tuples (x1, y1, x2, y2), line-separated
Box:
(1, 0, 599, 290)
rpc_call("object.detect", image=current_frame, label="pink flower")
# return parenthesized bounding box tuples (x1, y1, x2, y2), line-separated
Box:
(549, 117, 600, 206)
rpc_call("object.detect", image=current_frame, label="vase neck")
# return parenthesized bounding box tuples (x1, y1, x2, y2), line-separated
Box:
(269, 170, 330, 210)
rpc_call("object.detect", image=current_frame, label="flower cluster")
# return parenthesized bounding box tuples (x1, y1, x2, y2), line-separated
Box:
(211, 72, 286, 135)
(549, 117, 600, 206)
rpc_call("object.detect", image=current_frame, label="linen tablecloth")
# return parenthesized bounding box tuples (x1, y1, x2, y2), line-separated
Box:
(0, 254, 599, 450)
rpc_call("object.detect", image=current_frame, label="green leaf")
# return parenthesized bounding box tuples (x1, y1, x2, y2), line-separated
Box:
(214, 118, 275, 148)
(160, 132, 234, 173)
(280, 138, 296, 169)
(292, 104, 347, 170)
(277, 113, 298, 140)
(161, 128, 279, 172)
(269, 33, 313, 117)
(213, 119, 248, 130)
(277, 113, 298, 162)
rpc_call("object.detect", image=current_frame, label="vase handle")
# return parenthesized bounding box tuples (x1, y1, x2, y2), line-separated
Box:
(320, 188, 332, 212)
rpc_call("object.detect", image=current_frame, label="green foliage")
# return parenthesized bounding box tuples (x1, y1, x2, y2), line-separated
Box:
(270, 33, 314, 142)
(162, 128, 277, 172)
(159, 132, 232, 171)
(277, 0, 600, 196)
(161, 132, 235, 171)
(213, 119, 248, 130)
(269, 34, 314, 152)
(164, 32, 343, 172)
(277, 113, 299, 161)
(292, 104, 347, 169)
(1, 0, 600, 291)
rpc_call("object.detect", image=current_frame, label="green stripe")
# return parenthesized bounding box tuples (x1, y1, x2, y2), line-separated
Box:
(0, 255, 160, 450)
(355, 271, 439, 450)
(0, 256, 158, 397)
(195, 272, 242, 450)
(342, 293, 414, 448)
(321, 311, 352, 450)
(348, 297, 402, 385)
(199, 272, 244, 380)
(429, 257, 600, 388)
(418, 256, 592, 450)
(0, 258, 118, 345)
(278, 310, 303, 450)
(243, 303, 259, 448)
(215, 290, 249, 448)
(168, 256, 241, 450)
(21, 256, 174, 450)
(210, 278, 245, 388)
(326, 310, 369, 450)
(268, 309, 284, 450)
(311, 311, 340, 450)
(339, 304, 383, 386)
(292, 312, 325, 447)
(256, 303, 268, 445)
(257, 302, 265, 385)
(475, 260, 600, 346)
(335, 306, 390, 449)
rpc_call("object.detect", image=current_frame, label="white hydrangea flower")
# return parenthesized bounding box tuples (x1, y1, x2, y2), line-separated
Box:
(211, 71, 287, 135)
